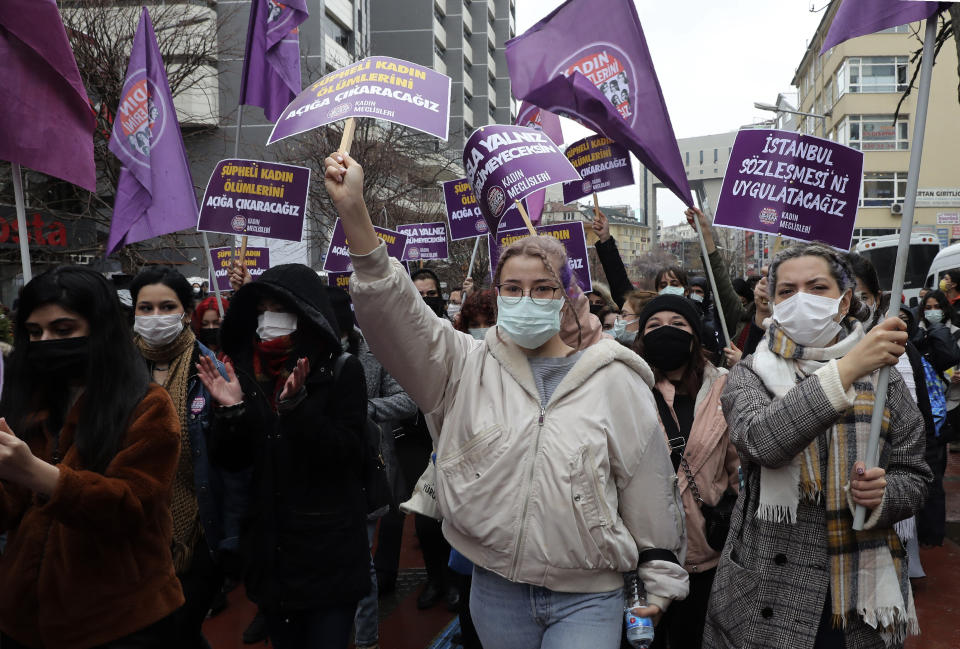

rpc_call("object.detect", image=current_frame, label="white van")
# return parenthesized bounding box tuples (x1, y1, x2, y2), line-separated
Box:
(855, 233, 940, 304)
(925, 242, 960, 292)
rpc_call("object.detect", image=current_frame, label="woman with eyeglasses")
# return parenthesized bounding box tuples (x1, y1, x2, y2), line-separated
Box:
(324, 152, 687, 649)
(612, 291, 657, 346)
(0, 266, 184, 648)
(631, 295, 738, 649)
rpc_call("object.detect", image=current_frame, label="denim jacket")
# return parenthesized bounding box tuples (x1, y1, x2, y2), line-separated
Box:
(188, 342, 250, 555)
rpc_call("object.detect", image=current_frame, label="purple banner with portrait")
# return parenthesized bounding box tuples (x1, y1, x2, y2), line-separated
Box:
(198, 158, 310, 242)
(464, 124, 581, 235)
(323, 218, 408, 272)
(562, 135, 634, 203)
(442, 178, 528, 240)
(713, 129, 863, 251)
(398, 222, 448, 261)
(487, 221, 592, 293)
(209, 246, 270, 291)
(268, 56, 452, 144)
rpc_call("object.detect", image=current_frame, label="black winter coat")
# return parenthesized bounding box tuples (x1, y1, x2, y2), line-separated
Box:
(210, 264, 370, 611)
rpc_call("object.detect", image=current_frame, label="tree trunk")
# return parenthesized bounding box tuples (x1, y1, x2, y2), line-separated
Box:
(952, 5, 960, 103)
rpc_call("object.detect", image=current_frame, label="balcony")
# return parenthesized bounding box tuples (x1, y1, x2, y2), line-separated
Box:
(464, 39, 473, 63)
(464, 103, 474, 128)
(325, 33, 351, 69)
(434, 15, 447, 48)
(487, 49, 495, 74)
(434, 0, 446, 16)
(434, 53, 447, 75)
(463, 73, 474, 96)
(326, 0, 353, 30)
(487, 25, 496, 49)
(462, 7, 473, 33)
(487, 1, 495, 23)
(487, 82, 496, 106)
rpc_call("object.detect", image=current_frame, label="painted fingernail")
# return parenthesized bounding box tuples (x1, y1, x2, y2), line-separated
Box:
(856, 466, 865, 475)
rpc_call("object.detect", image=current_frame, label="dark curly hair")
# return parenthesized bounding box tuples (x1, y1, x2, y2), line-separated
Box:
(455, 289, 497, 332)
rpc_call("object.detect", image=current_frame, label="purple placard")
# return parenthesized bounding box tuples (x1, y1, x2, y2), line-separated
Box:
(561, 135, 634, 204)
(327, 271, 352, 291)
(198, 159, 310, 242)
(463, 125, 582, 234)
(398, 222, 449, 261)
(714, 129, 863, 251)
(268, 56, 452, 144)
(323, 218, 408, 272)
(487, 221, 592, 293)
(209, 246, 270, 291)
(443, 178, 528, 240)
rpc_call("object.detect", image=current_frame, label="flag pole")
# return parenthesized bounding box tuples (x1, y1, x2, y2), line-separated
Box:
(11, 163, 33, 283)
(233, 104, 246, 268)
(692, 185, 730, 347)
(854, 16, 937, 530)
(467, 236, 481, 279)
(200, 232, 225, 317)
(592, 192, 601, 219)
(339, 118, 356, 155)
(514, 201, 537, 236)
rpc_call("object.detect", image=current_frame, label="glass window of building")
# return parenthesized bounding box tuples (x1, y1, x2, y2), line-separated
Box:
(861, 171, 908, 207)
(836, 115, 909, 151)
(685, 151, 690, 166)
(713, 149, 718, 163)
(836, 56, 908, 95)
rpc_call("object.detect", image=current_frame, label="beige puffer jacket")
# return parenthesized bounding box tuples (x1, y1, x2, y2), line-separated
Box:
(350, 243, 689, 610)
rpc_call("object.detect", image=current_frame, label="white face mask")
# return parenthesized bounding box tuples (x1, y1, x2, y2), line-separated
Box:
(659, 285, 685, 297)
(447, 303, 462, 318)
(772, 291, 845, 347)
(689, 293, 704, 304)
(257, 311, 298, 341)
(134, 313, 184, 348)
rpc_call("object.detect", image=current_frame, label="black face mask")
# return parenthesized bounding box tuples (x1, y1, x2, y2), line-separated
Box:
(423, 296, 446, 317)
(589, 303, 604, 316)
(642, 326, 694, 372)
(196, 328, 220, 349)
(26, 337, 91, 380)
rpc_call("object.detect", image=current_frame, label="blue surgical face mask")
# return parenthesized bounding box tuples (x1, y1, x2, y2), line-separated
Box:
(616, 329, 638, 346)
(659, 285, 685, 297)
(469, 327, 490, 340)
(925, 308, 944, 324)
(496, 296, 564, 349)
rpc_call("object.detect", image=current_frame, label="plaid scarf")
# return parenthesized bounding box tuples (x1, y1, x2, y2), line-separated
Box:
(136, 326, 200, 574)
(754, 322, 917, 645)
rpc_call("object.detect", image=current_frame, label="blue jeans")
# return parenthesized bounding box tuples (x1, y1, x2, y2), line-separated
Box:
(353, 519, 379, 647)
(470, 566, 624, 649)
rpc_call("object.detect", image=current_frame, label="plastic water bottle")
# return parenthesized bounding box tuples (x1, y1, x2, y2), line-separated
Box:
(623, 573, 655, 648)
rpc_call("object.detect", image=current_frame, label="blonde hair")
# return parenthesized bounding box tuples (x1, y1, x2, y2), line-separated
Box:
(623, 290, 658, 315)
(492, 234, 582, 345)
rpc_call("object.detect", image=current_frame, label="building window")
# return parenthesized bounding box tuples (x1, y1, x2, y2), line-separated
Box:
(713, 148, 718, 163)
(685, 151, 689, 166)
(878, 25, 910, 34)
(464, 58, 472, 74)
(434, 43, 446, 58)
(861, 171, 908, 207)
(699, 150, 703, 165)
(836, 114, 908, 151)
(464, 88, 473, 102)
(434, 7, 444, 23)
(836, 56, 908, 95)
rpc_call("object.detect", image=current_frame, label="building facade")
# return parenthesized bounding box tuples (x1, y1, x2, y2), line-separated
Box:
(370, 0, 516, 151)
(794, 2, 960, 247)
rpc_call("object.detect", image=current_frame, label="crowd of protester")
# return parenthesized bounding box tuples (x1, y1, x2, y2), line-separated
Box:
(0, 150, 948, 649)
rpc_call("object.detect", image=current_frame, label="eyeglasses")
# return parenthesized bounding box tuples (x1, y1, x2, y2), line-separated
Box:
(496, 283, 562, 305)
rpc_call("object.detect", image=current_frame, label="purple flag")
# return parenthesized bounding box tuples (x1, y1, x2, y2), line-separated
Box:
(505, 0, 692, 207)
(0, 0, 96, 191)
(515, 102, 564, 225)
(239, 0, 308, 122)
(107, 8, 199, 255)
(821, 0, 944, 54)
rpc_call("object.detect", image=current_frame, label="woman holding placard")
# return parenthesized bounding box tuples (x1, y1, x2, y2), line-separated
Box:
(704, 243, 930, 649)
(324, 151, 688, 649)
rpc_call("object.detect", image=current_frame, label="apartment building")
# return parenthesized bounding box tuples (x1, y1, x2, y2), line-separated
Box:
(794, 1, 960, 246)
(370, 0, 517, 151)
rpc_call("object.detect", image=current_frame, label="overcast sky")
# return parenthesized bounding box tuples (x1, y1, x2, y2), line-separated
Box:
(514, 0, 827, 227)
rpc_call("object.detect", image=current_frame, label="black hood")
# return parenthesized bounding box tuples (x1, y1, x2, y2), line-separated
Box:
(221, 263, 341, 359)
(900, 305, 920, 340)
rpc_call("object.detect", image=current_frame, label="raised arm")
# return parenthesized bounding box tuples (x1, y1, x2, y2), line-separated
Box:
(685, 208, 745, 337)
(325, 152, 479, 420)
(592, 211, 633, 308)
